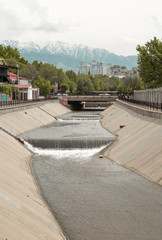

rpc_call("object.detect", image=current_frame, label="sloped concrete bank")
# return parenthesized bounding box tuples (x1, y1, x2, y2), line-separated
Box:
(0, 101, 70, 240)
(1, 99, 162, 239)
(101, 101, 162, 186)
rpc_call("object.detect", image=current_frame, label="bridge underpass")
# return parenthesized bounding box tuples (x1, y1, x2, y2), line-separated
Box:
(65, 95, 117, 110)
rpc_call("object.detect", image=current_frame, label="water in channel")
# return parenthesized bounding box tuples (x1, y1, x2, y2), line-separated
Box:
(20, 111, 162, 240)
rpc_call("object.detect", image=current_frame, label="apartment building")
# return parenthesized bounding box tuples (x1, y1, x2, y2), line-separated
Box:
(129, 67, 139, 78)
(78, 62, 91, 74)
(78, 61, 106, 75)
(78, 61, 138, 78)
(108, 65, 129, 78)
(90, 60, 106, 75)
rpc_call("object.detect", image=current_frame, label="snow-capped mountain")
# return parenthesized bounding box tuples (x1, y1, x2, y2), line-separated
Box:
(0, 40, 137, 72)
(1, 40, 41, 52)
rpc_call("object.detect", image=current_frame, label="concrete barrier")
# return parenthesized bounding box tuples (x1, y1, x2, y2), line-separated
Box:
(117, 99, 162, 119)
(101, 101, 162, 186)
(0, 101, 71, 136)
(0, 101, 70, 240)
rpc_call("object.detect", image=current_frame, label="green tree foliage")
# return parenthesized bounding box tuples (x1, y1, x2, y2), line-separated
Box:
(0, 45, 28, 75)
(117, 82, 124, 94)
(101, 76, 120, 91)
(93, 76, 105, 91)
(136, 37, 162, 88)
(0, 83, 18, 97)
(32, 60, 44, 72)
(21, 64, 38, 82)
(60, 82, 69, 93)
(0, 83, 11, 96)
(57, 68, 68, 87)
(66, 70, 77, 82)
(68, 81, 77, 94)
(39, 63, 58, 83)
(116, 76, 142, 94)
(33, 76, 52, 98)
(0, 45, 28, 66)
(76, 75, 94, 95)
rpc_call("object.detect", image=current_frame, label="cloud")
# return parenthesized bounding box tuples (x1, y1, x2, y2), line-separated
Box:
(152, 16, 162, 32)
(34, 21, 69, 33)
(14, 0, 73, 33)
(0, 2, 71, 38)
(0, 6, 22, 31)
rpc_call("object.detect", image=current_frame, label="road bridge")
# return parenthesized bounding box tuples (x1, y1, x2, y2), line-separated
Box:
(64, 95, 117, 110)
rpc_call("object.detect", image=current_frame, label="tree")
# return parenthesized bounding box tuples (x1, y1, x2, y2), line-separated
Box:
(66, 70, 77, 82)
(0, 83, 11, 96)
(39, 63, 57, 83)
(0, 45, 28, 76)
(93, 76, 105, 91)
(68, 81, 77, 94)
(57, 68, 68, 87)
(0, 45, 28, 65)
(60, 83, 69, 93)
(117, 81, 124, 94)
(136, 37, 162, 88)
(33, 76, 52, 98)
(21, 64, 38, 82)
(105, 76, 119, 91)
(32, 60, 44, 72)
(116, 76, 142, 94)
(76, 75, 94, 95)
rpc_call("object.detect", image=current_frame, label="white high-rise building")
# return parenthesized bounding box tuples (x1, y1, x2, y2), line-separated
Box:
(90, 61, 106, 75)
(78, 62, 91, 74)
(78, 61, 106, 75)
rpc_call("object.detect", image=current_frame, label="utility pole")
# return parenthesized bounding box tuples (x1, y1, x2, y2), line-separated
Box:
(17, 64, 19, 84)
(16, 64, 20, 100)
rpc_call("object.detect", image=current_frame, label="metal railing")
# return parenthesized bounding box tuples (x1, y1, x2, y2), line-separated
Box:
(0, 97, 58, 109)
(118, 96, 162, 112)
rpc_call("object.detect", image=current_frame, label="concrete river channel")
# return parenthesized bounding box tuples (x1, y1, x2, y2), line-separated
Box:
(20, 111, 162, 240)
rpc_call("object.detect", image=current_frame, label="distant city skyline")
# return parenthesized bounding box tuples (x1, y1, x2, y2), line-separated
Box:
(0, 0, 162, 56)
(78, 61, 138, 78)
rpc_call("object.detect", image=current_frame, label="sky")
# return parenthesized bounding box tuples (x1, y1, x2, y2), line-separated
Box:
(0, 0, 162, 56)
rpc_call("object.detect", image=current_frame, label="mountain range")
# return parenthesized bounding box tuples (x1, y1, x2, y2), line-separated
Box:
(0, 40, 137, 73)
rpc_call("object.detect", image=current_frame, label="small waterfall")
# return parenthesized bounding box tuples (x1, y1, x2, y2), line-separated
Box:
(26, 138, 113, 149)
(24, 140, 108, 163)
(21, 111, 115, 161)
(58, 113, 101, 122)
(57, 118, 100, 122)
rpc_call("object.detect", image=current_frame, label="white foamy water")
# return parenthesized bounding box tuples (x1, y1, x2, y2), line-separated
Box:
(57, 118, 100, 123)
(24, 140, 107, 162)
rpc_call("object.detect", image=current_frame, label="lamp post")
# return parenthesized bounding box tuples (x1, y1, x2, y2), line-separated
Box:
(16, 64, 20, 100)
(52, 76, 58, 95)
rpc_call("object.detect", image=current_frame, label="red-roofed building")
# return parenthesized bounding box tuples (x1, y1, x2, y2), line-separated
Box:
(0, 60, 39, 101)
(8, 72, 39, 100)
(8, 72, 32, 85)
(0, 60, 18, 83)
(0, 61, 39, 100)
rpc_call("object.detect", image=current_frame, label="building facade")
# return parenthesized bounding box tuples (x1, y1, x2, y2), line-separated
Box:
(90, 61, 106, 75)
(0, 59, 39, 101)
(79, 61, 138, 78)
(0, 59, 18, 83)
(108, 65, 129, 78)
(9, 72, 39, 100)
(78, 61, 106, 75)
(78, 62, 91, 75)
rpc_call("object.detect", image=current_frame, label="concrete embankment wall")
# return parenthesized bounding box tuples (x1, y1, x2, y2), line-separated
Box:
(101, 101, 162, 186)
(0, 101, 71, 136)
(0, 101, 70, 240)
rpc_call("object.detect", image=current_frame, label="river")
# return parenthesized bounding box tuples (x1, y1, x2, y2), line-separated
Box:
(20, 111, 162, 240)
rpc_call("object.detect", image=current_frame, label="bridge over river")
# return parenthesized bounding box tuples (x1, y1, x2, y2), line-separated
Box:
(61, 95, 118, 110)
